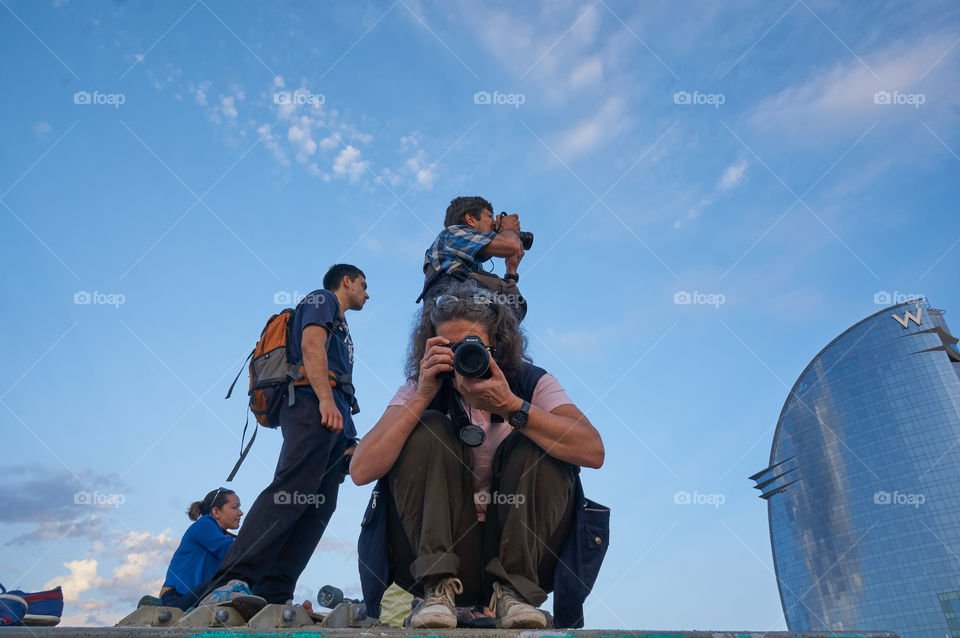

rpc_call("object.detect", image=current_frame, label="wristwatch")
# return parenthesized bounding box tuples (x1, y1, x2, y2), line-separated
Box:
(508, 400, 530, 430)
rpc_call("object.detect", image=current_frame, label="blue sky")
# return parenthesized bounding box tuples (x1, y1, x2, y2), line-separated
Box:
(1, 0, 958, 629)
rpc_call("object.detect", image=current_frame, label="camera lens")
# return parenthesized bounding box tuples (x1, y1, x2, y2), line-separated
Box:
(453, 336, 490, 378)
(518, 231, 534, 250)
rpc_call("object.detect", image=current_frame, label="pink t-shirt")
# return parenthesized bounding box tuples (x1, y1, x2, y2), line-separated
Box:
(388, 373, 573, 521)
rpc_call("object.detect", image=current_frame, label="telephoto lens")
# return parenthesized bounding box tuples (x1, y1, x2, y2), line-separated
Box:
(453, 335, 491, 378)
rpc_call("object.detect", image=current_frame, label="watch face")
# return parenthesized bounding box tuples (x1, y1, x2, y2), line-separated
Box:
(509, 402, 529, 429)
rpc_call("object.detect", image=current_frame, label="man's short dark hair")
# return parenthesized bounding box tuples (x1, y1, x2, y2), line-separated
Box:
(323, 264, 365, 291)
(444, 196, 493, 227)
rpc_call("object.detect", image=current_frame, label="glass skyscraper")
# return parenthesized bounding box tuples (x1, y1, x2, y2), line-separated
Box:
(751, 298, 960, 637)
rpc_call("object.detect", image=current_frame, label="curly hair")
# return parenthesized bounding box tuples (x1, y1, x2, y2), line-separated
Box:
(405, 279, 530, 381)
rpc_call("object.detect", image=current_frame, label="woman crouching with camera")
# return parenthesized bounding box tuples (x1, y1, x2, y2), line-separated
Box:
(351, 280, 607, 630)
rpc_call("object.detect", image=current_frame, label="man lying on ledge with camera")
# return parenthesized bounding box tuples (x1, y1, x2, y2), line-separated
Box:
(351, 280, 608, 630)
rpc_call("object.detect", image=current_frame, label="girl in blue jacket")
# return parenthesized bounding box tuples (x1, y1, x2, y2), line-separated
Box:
(159, 488, 242, 610)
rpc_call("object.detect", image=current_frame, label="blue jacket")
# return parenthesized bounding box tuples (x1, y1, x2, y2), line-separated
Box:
(357, 364, 610, 629)
(163, 515, 234, 595)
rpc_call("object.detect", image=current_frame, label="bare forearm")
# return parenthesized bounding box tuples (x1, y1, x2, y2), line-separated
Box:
(303, 343, 336, 404)
(517, 403, 605, 469)
(479, 231, 522, 259)
(350, 393, 433, 485)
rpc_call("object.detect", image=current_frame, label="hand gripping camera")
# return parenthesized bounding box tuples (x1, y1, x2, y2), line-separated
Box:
(497, 212, 534, 250)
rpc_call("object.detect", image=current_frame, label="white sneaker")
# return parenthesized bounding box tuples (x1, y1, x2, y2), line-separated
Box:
(410, 577, 462, 629)
(489, 582, 546, 629)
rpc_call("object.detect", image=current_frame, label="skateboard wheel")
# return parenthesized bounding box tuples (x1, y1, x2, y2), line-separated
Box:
(282, 609, 296, 622)
(215, 609, 230, 623)
(317, 585, 344, 609)
(157, 610, 172, 623)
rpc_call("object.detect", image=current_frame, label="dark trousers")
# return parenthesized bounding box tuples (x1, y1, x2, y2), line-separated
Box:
(206, 389, 347, 603)
(387, 411, 575, 607)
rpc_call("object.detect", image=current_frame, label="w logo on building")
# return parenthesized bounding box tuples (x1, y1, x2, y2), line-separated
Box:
(891, 307, 923, 328)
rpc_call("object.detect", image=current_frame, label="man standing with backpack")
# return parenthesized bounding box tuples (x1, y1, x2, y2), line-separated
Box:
(201, 264, 369, 608)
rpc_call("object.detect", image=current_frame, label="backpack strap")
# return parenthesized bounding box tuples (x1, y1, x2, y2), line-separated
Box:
(329, 371, 360, 415)
(224, 350, 254, 400)
(225, 409, 258, 482)
(415, 265, 469, 303)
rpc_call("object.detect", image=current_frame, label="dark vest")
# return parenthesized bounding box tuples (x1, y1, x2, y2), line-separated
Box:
(357, 363, 610, 628)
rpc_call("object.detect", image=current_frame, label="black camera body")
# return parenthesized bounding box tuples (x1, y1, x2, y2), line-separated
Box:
(498, 212, 534, 250)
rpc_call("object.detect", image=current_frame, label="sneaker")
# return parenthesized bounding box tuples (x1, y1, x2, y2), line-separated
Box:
(5, 585, 63, 627)
(199, 579, 266, 619)
(410, 577, 462, 629)
(489, 582, 546, 629)
(0, 590, 27, 627)
(197, 579, 258, 607)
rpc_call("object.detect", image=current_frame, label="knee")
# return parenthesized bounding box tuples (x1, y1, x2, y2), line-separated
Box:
(502, 436, 574, 484)
(392, 411, 463, 475)
(405, 410, 457, 449)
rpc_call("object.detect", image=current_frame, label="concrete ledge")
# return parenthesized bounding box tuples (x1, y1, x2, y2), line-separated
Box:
(0, 628, 900, 638)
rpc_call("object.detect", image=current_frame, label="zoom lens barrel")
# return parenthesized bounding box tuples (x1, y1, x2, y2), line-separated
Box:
(453, 336, 491, 378)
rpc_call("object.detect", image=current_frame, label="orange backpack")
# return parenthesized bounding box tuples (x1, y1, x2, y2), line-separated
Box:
(224, 306, 311, 481)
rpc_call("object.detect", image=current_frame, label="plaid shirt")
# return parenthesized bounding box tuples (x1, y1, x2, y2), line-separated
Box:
(423, 225, 496, 275)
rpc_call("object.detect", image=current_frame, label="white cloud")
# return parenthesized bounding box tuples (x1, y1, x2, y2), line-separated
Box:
(332, 145, 369, 182)
(377, 168, 403, 187)
(404, 153, 437, 189)
(273, 75, 285, 88)
(749, 34, 960, 139)
(672, 160, 748, 229)
(569, 55, 604, 89)
(416, 168, 437, 189)
(672, 196, 713, 230)
(718, 160, 748, 191)
(220, 95, 238, 119)
(307, 163, 330, 181)
(319, 133, 341, 151)
(193, 80, 211, 106)
(59, 612, 112, 627)
(47, 559, 102, 603)
(39, 529, 177, 626)
(556, 96, 628, 158)
(34, 122, 52, 137)
(258, 124, 290, 166)
(6, 516, 104, 546)
(288, 124, 317, 163)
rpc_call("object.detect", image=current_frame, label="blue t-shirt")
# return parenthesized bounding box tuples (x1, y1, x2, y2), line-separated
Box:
(163, 515, 234, 595)
(288, 289, 357, 438)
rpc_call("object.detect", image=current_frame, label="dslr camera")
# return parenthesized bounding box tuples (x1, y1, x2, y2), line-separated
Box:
(497, 212, 534, 250)
(445, 335, 491, 379)
(440, 335, 494, 446)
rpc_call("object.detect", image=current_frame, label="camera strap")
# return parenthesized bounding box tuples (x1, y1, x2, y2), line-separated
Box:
(444, 383, 486, 447)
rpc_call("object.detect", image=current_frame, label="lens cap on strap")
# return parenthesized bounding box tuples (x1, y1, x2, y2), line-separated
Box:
(458, 424, 486, 447)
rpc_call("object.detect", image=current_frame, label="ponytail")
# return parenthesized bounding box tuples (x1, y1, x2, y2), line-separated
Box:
(187, 501, 204, 521)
